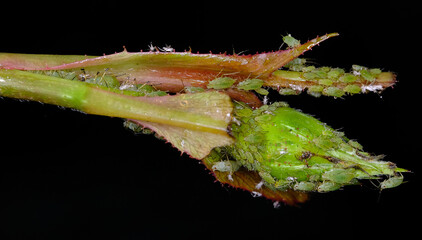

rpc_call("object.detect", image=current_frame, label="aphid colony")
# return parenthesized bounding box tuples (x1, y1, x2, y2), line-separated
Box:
(0, 33, 405, 202)
(204, 61, 389, 98)
(205, 101, 405, 193)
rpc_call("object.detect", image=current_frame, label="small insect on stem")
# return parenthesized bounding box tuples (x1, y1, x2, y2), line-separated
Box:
(380, 175, 404, 190)
(282, 34, 301, 48)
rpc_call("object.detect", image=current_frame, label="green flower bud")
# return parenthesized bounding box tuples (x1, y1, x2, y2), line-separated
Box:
(224, 103, 406, 192)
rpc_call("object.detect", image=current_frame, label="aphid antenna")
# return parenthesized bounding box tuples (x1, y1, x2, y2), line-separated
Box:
(278, 42, 285, 50)
(222, 71, 241, 76)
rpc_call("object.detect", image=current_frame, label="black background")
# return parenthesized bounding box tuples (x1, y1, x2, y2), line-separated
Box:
(0, 0, 419, 239)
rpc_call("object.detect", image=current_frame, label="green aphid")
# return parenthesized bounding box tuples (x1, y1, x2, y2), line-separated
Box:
(352, 65, 367, 72)
(307, 85, 324, 97)
(307, 90, 322, 98)
(313, 136, 336, 149)
(348, 140, 363, 150)
(282, 34, 301, 48)
(339, 73, 357, 83)
(303, 72, 318, 80)
(289, 64, 305, 72)
(254, 88, 269, 95)
(294, 181, 317, 191)
(245, 151, 255, 164)
(327, 68, 345, 79)
(319, 67, 332, 72)
(317, 181, 341, 192)
(322, 169, 355, 184)
(207, 77, 236, 89)
(135, 84, 167, 96)
(136, 84, 154, 93)
(184, 86, 205, 93)
(340, 142, 355, 153)
(360, 69, 376, 82)
(312, 69, 328, 78)
(380, 176, 404, 189)
(308, 85, 324, 93)
(86, 74, 120, 88)
(270, 101, 290, 108)
(145, 90, 167, 97)
(285, 58, 307, 71)
(237, 78, 264, 91)
(40, 70, 77, 80)
(279, 88, 299, 95)
(323, 87, 344, 98)
(235, 108, 253, 117)
(274, 180, 291, 190)
(255, 114, 273, 122)
(302, 66, 316, 72)
(212, 160, 241, 172)
(253, 152, 264, 162)
(343, 84, 362, 94)
(123, 120, 153, 135)
(286, 58, 307, 66)
(369, 68, 382, 75)
(318, 79, 333, 86)
(259, 171, 276, 184)
(244, 133, 265, 143)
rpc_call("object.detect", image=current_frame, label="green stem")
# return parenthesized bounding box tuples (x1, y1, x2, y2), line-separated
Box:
(0, 69, 229, 135)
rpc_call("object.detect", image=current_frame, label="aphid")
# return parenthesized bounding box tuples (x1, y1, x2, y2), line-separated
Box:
(319, 67, 331, 72)
(236, 78, 264, 91)
(307, 85, 324, 97)
(322, 169, 355, 184)
(380, 175, 404, 189)
(352, 64, 367, 72)
(235, 108, 253, 117)
(323, 87, 344, 98)
(327, 68, 345, 79)
(317, 181, 341, 192)
(303, 72, 318, 80)
(360, 69, 376, 82)
(302, 66, 316, 72)
(184, 86, 205, 93)
(123, 120, 153, 134)
(343, 84, 361, 94)
(282, 34, 301, 48)
(279, 88, 299, 95)
(207, 77, 236, 89)
(255, 88, 269, 96)
(284, 58, 307, 71)
(318, 79, 333, 86)
(212, 160, 241, 172)
(254, 114, 273, 123)
(244, 133, 265, 143)
(369, 68, 382, 75)
(348, 140, 363, 150)
(339, 73, 357, 83)
(294, 181, 316, 191)
(259, 171, 276, 184)
(312, 69, 328, 78)
(86, 73, 120, 88)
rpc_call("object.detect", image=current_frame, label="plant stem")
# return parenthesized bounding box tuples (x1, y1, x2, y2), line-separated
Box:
(0, 69, 231, 135)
